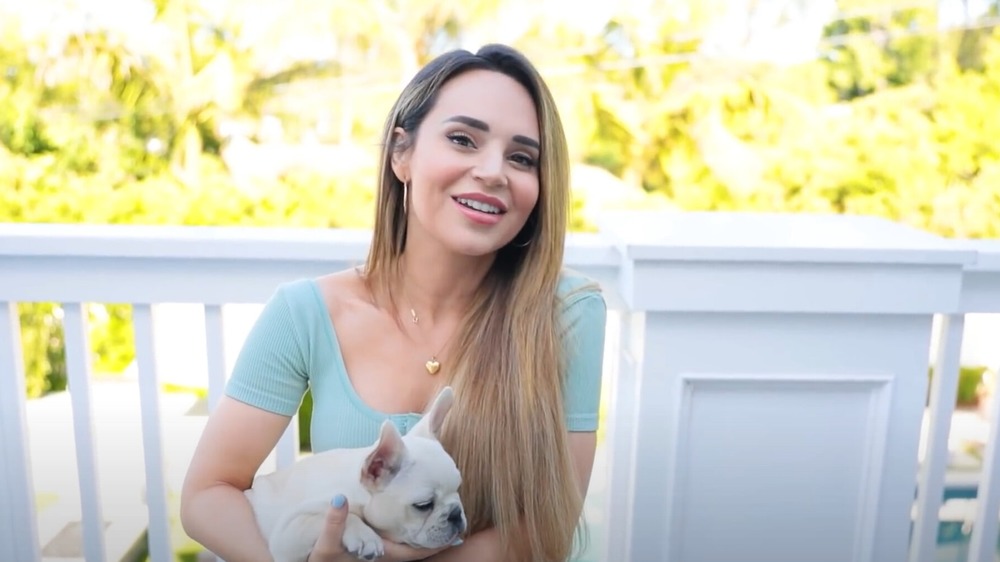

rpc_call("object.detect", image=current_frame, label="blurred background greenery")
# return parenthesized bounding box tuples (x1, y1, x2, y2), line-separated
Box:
(3, 0, 999, 399)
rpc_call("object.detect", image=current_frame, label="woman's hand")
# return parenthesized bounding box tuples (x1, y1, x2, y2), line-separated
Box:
(307, 495, 457, 562)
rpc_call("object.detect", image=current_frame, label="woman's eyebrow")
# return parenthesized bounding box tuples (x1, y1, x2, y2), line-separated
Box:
(444, 115, 489, 131)
(444, 115, 540, 150)
(513, 135, 540, 150)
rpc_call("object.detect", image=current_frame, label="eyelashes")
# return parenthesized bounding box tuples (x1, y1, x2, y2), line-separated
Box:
(446, 132, 475, 147)
(510, 153, 537, 168)
(446, 132, 537, 170)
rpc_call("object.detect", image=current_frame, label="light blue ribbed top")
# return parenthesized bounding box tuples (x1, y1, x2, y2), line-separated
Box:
(225, 270, 607, 452)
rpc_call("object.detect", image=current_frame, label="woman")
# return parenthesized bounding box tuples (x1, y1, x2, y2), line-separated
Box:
(180, 43, 607, 562)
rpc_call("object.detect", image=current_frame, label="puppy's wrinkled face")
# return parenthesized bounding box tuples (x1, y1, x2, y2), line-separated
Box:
(358, 387, 467, 548)
(364, 437, 466, 548)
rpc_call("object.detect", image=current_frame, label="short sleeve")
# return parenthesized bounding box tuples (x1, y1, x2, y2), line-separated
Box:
(561, 288, 608, 432)
(224, 285, 311, 416)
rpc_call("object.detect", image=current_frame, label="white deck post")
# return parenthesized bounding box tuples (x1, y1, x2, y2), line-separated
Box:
(599, 211, 972, 562)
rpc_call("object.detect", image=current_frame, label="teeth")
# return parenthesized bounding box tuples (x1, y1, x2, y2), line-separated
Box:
(456, 197, 501, 214)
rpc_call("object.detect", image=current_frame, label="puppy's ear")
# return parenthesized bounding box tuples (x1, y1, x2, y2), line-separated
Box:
(409, 386, 454, 441)
(362, 420, 407, 491)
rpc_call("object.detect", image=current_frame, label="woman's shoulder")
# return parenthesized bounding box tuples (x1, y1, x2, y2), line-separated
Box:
(272, 269, 361, 308)
(269, 276, 317, 302)
(557, 268, 604, 305)
(256, 270, 365, 338)
(311, 268, 372, 316)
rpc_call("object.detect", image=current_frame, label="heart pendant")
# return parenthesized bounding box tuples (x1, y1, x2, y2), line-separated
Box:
(425, 359, 441, 375)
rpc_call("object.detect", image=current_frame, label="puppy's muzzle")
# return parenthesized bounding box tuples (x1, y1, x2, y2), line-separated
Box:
(448, 505, 467, 532)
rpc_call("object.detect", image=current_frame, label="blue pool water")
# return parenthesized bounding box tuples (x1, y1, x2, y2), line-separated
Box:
(933, 518, 1000, 562)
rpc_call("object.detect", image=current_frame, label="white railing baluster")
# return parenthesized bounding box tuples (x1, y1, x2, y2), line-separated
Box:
(0, 301, 42, 562)
(62, 303, 108, 562)
(603, 310, 641, 562)
(203, 305, 227, 413)
(132, 304, 173, 562)
(967, 360, 1000, 562)
(910, 314, 965, 562)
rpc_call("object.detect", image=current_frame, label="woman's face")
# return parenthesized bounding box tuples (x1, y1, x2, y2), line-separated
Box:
(393, 69, 541, 258)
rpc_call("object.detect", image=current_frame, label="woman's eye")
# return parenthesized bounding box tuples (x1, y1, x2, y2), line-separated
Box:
(413, 500, 435, 511)
(510, 153, 537, 168)
(447, 133, 474, 147)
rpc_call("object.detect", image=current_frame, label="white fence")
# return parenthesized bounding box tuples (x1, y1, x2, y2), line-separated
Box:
(1, 210, 998, 562)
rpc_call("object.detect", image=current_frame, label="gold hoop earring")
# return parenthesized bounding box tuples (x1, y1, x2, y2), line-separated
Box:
(510, 217, 535, 248)
(511, 228, 532, 248)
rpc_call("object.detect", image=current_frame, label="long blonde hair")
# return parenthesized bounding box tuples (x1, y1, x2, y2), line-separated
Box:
(363, 44, 583, 561)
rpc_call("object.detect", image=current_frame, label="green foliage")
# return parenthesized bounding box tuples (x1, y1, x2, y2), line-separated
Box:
(575, 7, 1000, 242)
(299, 390, 314, 451)
(929, 365, 989, 407)
(821, 8, 939, 100)
(957, 367, 986, 406)
(17, 303, 67, 397)
(0, 20, 381, 397)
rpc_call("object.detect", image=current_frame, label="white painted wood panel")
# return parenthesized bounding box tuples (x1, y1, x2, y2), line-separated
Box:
(668, 372, 892, 562)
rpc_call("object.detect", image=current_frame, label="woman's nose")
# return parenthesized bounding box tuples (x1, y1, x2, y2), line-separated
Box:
(473, 149, 507, 187)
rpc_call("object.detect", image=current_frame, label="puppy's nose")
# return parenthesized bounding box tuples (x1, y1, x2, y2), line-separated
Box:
(448, 505, 464, 525)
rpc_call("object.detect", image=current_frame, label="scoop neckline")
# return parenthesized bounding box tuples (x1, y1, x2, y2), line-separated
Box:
(305, 278, 424, 422)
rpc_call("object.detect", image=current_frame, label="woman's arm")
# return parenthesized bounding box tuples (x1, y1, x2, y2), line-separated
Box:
(427, 431, 599, 562)
(180, 396, 292, 562)
(568, 431, 598, 496)
(181, 283, 315, 560)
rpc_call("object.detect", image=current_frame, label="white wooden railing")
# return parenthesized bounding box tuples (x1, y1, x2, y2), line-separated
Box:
(0, 210, 998, 562)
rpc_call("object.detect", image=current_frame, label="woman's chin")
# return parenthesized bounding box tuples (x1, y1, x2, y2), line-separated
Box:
(440, 237, 510, 260)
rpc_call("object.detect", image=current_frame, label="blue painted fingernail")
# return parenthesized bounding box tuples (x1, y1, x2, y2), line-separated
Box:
(331, 494, 346, 508)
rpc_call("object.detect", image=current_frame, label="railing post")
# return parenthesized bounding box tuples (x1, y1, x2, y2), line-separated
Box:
(0, 301, 42, 562)
(598, 210, 972, 562)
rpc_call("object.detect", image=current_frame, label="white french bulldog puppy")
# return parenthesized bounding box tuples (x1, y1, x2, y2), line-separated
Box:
(245, 386, 466, 562)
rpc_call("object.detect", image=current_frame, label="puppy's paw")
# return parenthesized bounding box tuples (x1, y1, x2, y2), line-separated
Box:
(343, 513, 384, 561)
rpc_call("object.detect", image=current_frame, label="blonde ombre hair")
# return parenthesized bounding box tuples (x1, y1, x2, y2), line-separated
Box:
(362, 44, 584, 561)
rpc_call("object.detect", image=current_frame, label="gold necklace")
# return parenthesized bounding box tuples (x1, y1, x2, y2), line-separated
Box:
(408, 307, 453, 375)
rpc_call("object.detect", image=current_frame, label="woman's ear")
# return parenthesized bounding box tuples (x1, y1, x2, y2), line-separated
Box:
(390, 126, 411, 182)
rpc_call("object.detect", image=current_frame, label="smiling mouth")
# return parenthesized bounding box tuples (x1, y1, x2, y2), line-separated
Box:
(453, 197, 504, 215)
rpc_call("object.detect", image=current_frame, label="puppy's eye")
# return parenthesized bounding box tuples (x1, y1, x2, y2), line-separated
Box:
(412, 500, 435, 512)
